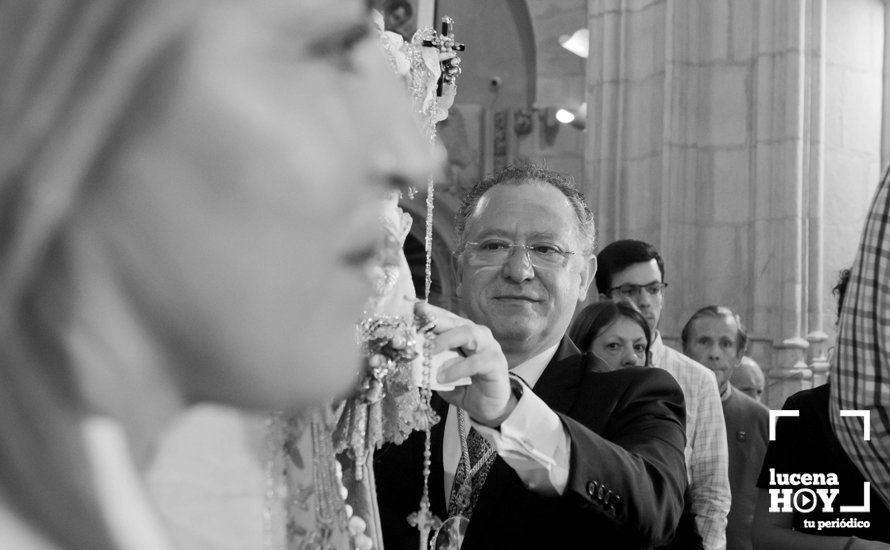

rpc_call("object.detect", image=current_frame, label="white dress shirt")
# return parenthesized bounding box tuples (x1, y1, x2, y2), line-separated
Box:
(442, 343, 571, 501)
(651, 333, 730, 550)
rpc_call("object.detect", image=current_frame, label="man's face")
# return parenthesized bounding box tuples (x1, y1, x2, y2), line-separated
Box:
(685, 314, 742, 392)
(731, 359, 765, 402)
(604, 259, 664, 330)
(456, 182, 595, 363)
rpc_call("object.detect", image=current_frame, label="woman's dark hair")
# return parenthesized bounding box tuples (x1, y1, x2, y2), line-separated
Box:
(569, 301, 652, 361)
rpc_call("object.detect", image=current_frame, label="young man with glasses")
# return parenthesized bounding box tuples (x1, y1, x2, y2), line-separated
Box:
(596, 240, 731, 550)
(375, 167, 688, 549)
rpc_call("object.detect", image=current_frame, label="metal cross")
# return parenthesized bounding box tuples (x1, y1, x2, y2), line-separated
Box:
(422, 16, 466, 96)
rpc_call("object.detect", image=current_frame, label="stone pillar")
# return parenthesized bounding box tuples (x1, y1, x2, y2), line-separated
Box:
(822, 0, 885, 331)
(807, 330, 830, 387)
(766, 337, 813, 409)
(881, 0, 890, 170)
(583, 0, 827, 364)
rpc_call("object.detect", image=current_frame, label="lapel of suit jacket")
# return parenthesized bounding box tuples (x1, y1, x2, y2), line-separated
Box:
(464, 337, 585, 539)
(527, 336, 585, 414)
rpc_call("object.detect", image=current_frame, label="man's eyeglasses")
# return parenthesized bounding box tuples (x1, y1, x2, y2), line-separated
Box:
(606, 282, 669, 299)
(463, 239, 575, 269)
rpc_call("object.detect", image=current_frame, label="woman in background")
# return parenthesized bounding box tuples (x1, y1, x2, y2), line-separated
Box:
(569, 301, 652, 371)
(0, 1, 434, 549)
(570, 301, 704, 550)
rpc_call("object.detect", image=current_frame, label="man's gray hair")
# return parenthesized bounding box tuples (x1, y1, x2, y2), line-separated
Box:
(454, 164, 596, 255)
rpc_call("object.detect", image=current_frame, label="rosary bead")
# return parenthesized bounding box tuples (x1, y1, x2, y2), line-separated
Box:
(347, 515, 367, 535)
(354, 534, 373, 550)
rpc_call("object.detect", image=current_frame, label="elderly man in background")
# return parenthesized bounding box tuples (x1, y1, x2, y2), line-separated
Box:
(731, 357, 765, 403)
(682, 307, 769, 550)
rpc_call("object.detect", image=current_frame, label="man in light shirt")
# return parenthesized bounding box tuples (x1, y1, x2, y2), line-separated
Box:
(375, 165, 688, 549)
(596, 239, 731, 550)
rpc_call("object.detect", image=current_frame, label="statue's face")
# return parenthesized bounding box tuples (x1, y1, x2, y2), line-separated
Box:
(92, 0, 434, 409)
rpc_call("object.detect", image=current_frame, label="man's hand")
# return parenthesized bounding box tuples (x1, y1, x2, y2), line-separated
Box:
(416, 301, 516, 427)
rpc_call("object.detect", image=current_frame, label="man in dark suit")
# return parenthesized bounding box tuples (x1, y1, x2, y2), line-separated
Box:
(375, 165, 688, 549)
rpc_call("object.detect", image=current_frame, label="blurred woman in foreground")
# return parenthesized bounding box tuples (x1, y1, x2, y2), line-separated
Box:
(0, 1, 433, 548)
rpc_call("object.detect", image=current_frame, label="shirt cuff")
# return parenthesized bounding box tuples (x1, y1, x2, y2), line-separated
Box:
(472, 377, 571, 495)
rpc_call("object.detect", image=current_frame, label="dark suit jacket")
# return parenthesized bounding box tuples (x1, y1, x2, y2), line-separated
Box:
(374, 338, 688, 549)
(724, 388, 769, 550)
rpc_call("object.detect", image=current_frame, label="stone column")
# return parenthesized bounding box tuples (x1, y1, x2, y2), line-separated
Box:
(807, 330, 830, 387)
(584, 0, 826, 364)
(882, 0, 890, 169)
(766, 337, 813, 409)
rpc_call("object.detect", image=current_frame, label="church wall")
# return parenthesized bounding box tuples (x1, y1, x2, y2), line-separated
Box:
(523, 0, 587, 184)
(582, 0, 885, 409)
(822, 0, 884, 333)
